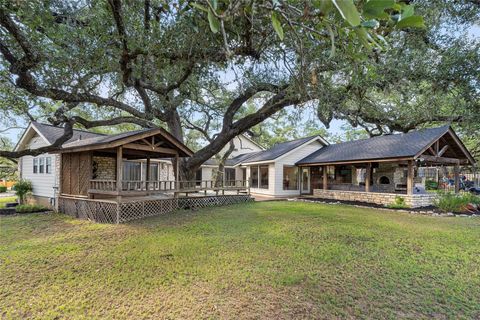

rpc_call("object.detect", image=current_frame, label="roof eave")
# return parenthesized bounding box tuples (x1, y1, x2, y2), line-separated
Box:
(296, 156, 416, 166)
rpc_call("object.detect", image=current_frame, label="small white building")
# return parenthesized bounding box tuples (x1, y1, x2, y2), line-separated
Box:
(236, 136, 329, 198)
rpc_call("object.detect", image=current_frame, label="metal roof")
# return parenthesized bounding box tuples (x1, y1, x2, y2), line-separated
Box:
(296, 126, 452, 165)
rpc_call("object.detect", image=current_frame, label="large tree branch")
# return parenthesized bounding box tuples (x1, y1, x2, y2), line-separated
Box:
(222, 83, 287, 128)
(187, 89, 302, 170)
(0, 9, 148, 120)
(72, 116, 156, 129)
(0, 121, 74, 158)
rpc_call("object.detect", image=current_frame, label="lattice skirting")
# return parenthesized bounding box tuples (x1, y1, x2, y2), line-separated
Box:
(58, 197, 118, 224)
(178, 195, 253, 210)
(59, 195, 253, 224)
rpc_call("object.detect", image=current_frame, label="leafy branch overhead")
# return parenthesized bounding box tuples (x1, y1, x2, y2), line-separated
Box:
(0, 0, 478, 172)
(197, 0, 425, 55)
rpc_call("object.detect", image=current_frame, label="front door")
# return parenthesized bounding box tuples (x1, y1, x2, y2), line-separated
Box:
(301, 167, 310, 194)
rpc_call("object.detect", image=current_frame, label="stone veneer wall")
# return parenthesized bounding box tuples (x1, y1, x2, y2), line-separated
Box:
(92, 156, 116, 180)
(312, 189, 437, 208)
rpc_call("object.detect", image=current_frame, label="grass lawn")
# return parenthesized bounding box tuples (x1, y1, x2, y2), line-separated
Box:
(0, 196, 16, 208)
(1, 201, 480, 319)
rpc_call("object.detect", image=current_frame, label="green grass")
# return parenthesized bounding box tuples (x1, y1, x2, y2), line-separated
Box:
(0, 196, 16, 208)
(1, 202, 480, 319)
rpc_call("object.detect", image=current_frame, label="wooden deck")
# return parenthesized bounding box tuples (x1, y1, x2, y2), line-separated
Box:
(88, 179, 249, 197)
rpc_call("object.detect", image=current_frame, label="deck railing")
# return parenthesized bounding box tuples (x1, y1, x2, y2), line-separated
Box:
(89, 179, 249, 194)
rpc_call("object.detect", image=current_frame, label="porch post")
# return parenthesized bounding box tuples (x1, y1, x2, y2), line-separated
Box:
(175, 153, 180, 189)
(323, 165, 328, 191)
(454, 164, 460, 194)
(146, 156, 150, 192)
(407, 160, 414, 195)
(365, 162, 371, 192)
(116, 146, 123, 197)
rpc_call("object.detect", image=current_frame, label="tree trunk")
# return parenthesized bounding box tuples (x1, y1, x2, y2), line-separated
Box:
(214, 141, 235, 187)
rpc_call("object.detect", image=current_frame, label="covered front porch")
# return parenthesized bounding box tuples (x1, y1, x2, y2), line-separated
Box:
(55, 127, 252, 223)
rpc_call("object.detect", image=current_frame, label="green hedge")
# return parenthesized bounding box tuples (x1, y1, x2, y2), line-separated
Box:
(0, 185, 7, 193)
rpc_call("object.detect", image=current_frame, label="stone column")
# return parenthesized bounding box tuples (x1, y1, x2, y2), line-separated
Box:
(323, 165, 328, 190)
(407, 160, 414, 195)
(365, 162, 371, 192)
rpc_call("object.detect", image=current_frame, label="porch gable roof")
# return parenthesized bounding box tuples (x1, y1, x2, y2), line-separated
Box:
(296, 125, 475, 166)
(55, 127, 193, 157)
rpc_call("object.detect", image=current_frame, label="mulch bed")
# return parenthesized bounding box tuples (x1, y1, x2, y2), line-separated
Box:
(294, 197, 480, 217)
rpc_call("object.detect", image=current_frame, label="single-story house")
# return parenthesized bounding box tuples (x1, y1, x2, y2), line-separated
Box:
(14, 122, 475, 210)
(13, 122, 260, 207)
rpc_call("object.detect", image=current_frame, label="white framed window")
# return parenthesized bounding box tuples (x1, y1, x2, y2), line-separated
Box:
(45, 157, 52, 174)
(283, 166, 298, 190)
(33, 158, 39, 173)
(39, 157, 45, 173)
(259, 165, 269, 189)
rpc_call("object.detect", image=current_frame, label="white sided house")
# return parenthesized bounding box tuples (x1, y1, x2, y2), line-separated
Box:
(197, 134, 265, 184)
(15, 122, 175, 208)
(236, 136, 329, 197)
(14, 123, 475, 209)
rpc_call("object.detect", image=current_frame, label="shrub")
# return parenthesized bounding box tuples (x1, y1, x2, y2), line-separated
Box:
(0, 185, 7, 193)
(387, 196, 409, 209)
(425, 180, 439, 190)
(12, 179, 32, 205)
(15, 204, 48, 213)
(434, 191, 480, 213)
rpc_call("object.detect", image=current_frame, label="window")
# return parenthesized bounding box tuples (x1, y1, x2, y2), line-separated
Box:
(45, 157, 52, 174)
(33, 158, 39, 173)
(143, 163, 159, 181)
(123, 161, 141, 181)
(283, 166, 298, 190)
(225, 168, 236, 182)
(195, 169, 202, 186)
(260, 165, 269, 189)
(149, 163, 158, 181)
(251, 166, 259, 187)
(39, 157, 45, 173)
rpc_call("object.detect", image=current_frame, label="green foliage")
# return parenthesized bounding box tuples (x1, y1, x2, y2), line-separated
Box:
(15, 204, 48, 213)
(12, 179, 32, 205)
(0, 185, 7, 193)
(387, 196, 409, 209)
(332, 0, 361, 26)
(425, 180, 439, 190)
(271, 12, 284, 40)
(434, 192, 480, 213)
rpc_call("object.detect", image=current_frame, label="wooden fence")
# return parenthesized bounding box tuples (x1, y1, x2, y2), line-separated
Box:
(58, 194, 253, 224)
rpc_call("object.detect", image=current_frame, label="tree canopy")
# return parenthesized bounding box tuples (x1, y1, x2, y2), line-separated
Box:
(0, 0, 478, 175)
